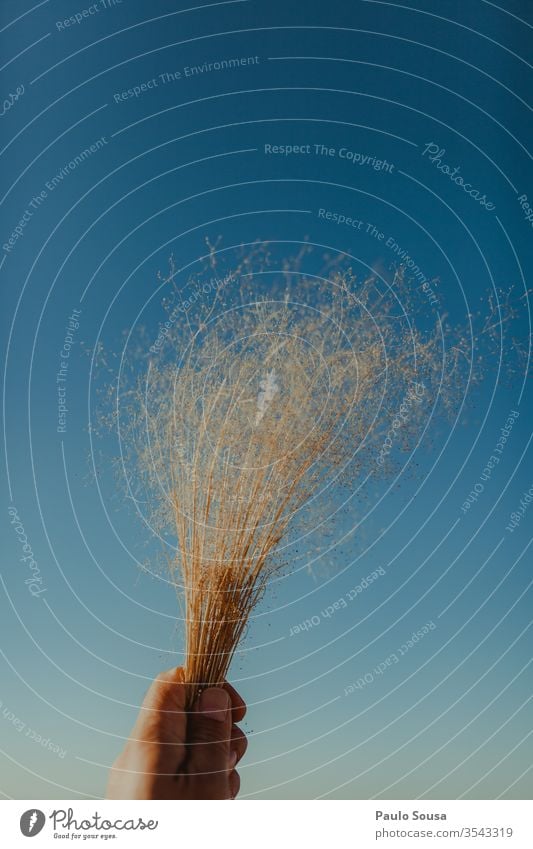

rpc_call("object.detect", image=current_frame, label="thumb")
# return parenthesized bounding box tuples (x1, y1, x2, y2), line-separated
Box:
(185, 687, 232, 799)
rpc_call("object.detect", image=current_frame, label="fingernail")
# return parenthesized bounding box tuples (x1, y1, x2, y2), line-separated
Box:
(229, 750, 238, 769)
(198, 687, 229, 721)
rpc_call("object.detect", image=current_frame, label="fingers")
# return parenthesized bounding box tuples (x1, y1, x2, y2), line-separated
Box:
(184, 687, 233, 799)
(223, 681, 247, 723)
(229, 769, 241, 800)
(226, 724, 246, 801)
(230, 724, 247, 765)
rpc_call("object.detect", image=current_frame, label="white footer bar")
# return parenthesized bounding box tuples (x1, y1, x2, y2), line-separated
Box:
(2, 799, 531, 848)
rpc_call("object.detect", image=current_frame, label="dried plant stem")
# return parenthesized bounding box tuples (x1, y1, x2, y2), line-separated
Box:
(112, 257, 467, 707)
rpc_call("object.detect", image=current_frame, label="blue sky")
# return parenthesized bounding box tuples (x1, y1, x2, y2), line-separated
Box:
(1, 0, 532, 799)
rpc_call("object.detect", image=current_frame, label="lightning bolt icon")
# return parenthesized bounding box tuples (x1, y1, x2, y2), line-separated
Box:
(28, 811, 37, 833)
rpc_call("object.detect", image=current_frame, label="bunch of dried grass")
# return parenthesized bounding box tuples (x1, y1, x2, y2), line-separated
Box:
(112, 250, 465, 706)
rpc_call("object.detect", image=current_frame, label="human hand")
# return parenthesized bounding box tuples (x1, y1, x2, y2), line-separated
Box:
(106, 666, 247, 799)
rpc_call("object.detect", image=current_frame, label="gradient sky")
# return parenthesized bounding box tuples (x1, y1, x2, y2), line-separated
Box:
(1, 0, 532, 800)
